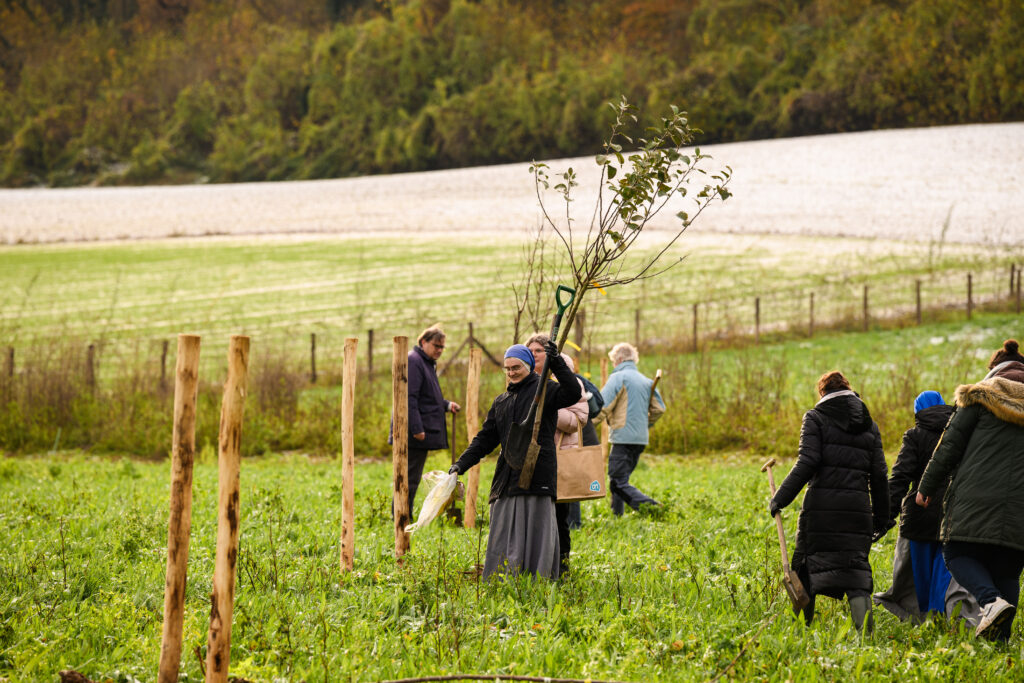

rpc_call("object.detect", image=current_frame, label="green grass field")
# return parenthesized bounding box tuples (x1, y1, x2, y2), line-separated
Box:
(1, 452, 1020, 682)
(1, 233, 1018, 380)
(2, 233, 1024, 681)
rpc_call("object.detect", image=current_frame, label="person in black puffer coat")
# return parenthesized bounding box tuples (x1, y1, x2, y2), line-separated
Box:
(449, 342, 581, 580)
(873, 391, 956, 620)
(770, 370, 889, 631)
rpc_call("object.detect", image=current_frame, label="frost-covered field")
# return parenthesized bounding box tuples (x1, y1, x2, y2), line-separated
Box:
(1, 123, 1021, 245)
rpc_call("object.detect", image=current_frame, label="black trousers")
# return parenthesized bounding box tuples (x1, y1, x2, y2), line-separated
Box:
(407, 446, 430, 514)
(555, 502, 572, 574)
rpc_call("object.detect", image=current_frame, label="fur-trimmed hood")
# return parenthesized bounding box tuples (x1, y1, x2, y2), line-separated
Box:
(954, 377, 1024, 427)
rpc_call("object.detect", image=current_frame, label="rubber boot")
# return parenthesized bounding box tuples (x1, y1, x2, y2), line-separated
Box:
(849, 595, 874, 633)
(801, 594, 816, 626)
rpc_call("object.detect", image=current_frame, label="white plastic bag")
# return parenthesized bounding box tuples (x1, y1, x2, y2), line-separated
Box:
(404, 470, 458, 533)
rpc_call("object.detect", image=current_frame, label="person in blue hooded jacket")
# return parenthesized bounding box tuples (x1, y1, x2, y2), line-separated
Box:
(593, 342, 665, 516)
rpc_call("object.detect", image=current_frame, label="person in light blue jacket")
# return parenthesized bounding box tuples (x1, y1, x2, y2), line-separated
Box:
(594, 342, 666, 515)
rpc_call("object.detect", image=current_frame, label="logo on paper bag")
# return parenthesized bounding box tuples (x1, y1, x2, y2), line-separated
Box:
(590, 480, 601, 492)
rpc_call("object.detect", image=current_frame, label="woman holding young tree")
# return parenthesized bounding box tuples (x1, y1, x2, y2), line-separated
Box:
(448, 342, 581, 579)
(526, 333, 589, 576)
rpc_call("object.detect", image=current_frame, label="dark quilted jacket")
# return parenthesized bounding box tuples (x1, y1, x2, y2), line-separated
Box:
(887, 404, 954, 542)
(453, 354, 581, 502)
(772, 393, 889, 597)
(919, 376, 1024, 551)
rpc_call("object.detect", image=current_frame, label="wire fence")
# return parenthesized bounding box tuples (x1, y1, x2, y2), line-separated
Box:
(8, 261, 1018, 390)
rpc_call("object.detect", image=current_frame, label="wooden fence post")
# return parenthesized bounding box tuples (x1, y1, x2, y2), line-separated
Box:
(1011, 270, 1019, 317)
(916, 280, 922, 325)
(205, 335, 250, 683)
(158, 334, 201, 683)
(1011, 263, 1016, 299)
(692, 304, 698, 352)
(754, 297, 761, 344)
(86, 343, 96, 391)
(967, 273, 973, 320)
(809, 292, 815, 338)
(310, 333, 317, 384)
(464, 348, 482, 528)
(6, 346, 13, 378)
(392, 336, 410, 559)
(862, 285, 869, 332)
(634, 309, 641, 349)
(600, 357, 609, 461)
(340, 338, 358, 572)
(367, 329, 374, 381)
(160, 339, 169, 390)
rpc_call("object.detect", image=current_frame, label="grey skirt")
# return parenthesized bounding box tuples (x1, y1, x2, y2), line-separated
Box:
(484, 495, 560, 580)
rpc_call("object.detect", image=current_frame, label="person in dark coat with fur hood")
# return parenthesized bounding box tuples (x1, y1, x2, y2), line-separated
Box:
(874, 390, 958, 621)
(770, 371, 889, 631)
(917, 351, 1024, 640)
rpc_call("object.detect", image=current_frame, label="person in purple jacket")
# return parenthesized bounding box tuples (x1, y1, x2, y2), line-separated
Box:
(391, 324, 460, 511)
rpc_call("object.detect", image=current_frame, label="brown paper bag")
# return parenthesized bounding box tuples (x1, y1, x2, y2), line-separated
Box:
(556, 417, 606, 502)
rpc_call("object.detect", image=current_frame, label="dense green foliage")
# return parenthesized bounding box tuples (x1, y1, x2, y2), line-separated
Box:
(2, 453, 1021, 680)
(1, 0, 1022, 186)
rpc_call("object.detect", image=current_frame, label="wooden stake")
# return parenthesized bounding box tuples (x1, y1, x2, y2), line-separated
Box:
(692, 304, 698, 352)
(6, 346, 13, 378)
(921, 282, 929, 327)
(967, 273, 973, 319)
(158, 334, 200, 683)
(160, 339, 169, 390)
(755, 297, 761, 344)
(392, 336, 410, 559)
(634, 309, 641, 348)
(340, 338, 358, 572)
(464, 348, 482, 528)
(809, 292, 815, 338)
(862, 285, 869, 332)
(310, 333, 317, 384)
(1011, 270, 1019, 317)
(205, 335, 249, 683)
(367, 329, 374, 381)
(86, 343, 96, 391)
(600, 357, 609, 461)
(1011, 263, 1016, 299)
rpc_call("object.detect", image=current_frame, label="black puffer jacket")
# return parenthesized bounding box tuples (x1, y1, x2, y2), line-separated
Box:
(887, 404, 955, 542)
(454, 355, 581, 503)
(772, 392, 889, 597)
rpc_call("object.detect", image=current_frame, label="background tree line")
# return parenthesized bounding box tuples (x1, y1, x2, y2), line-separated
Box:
(1, 0, 1021, 187)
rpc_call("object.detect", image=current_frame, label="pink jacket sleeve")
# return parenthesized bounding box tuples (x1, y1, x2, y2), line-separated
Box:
(556, 378, 590, 448)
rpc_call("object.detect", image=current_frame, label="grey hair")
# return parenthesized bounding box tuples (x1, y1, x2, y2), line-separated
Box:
(608, 342, 638, 365)
(524, 333, 550, 347)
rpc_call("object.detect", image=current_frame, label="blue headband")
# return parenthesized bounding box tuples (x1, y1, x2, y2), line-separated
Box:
(504, 344, 535, 371)
(914, 390, 944, 413)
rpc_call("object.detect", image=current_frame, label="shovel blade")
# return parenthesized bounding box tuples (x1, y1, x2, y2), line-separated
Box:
(783, 570, 811, 613)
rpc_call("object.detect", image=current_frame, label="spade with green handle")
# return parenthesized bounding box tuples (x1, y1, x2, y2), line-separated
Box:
(509, 284, 576, 489)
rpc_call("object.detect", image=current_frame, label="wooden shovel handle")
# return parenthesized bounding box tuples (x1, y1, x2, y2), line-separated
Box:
(761, 458, 792, 573)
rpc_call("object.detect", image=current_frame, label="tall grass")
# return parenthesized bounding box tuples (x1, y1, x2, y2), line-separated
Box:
(2, 311, 1019, 458)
